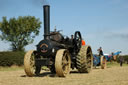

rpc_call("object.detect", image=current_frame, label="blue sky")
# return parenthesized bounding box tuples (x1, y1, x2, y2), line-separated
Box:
(0, 0, 128, 55)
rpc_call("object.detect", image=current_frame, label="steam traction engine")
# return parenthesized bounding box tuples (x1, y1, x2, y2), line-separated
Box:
(24, 5, 93, 77)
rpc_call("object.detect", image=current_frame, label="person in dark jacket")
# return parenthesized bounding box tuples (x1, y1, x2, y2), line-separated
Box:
(97, 47, 103, 56)
(119, 56, 124, 67)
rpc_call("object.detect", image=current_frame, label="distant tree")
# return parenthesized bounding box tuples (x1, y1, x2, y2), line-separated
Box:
(0, 16, 42, 51)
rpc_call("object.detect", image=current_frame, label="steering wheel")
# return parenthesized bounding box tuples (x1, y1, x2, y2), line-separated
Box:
(74, 31, 82, 52)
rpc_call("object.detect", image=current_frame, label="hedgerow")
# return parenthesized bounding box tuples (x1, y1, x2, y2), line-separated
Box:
(0, 51, 25, 66)
(117, 55, 128, 64)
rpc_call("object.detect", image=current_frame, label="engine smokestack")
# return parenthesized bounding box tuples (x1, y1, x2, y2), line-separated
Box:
(43, 5, 50, 39)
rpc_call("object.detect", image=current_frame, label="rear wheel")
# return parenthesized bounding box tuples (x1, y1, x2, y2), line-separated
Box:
(76, 45, 93, 73)
(24, 50, 41, 77)
(100, 56, 107, 69)
(55, 49, 71, 77)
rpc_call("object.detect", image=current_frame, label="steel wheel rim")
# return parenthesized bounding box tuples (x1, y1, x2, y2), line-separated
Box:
(55, 49, 71, 77)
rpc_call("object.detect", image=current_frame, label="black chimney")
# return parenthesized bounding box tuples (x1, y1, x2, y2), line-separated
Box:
(43, 5, 50, 39)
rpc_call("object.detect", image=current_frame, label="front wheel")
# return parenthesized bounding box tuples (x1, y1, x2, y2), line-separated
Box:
(55, 49, 71, 77)
(24, 50, 41, 77)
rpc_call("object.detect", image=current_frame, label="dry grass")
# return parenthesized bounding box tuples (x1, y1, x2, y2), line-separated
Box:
(0, 64, 128, 85)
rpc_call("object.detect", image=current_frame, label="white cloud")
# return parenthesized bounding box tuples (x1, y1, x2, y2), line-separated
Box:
(103, 28, 128, 40)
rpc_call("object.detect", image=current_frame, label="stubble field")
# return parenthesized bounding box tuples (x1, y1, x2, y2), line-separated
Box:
(0, 64, 128, 85)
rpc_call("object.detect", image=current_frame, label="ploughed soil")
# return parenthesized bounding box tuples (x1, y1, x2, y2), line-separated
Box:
(0, 66, 128, 85)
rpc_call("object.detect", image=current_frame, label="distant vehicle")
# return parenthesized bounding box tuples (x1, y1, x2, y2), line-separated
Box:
(93, 51, 121, 69)
(93, 55, 107, 69)
(104, 51, 122, 61)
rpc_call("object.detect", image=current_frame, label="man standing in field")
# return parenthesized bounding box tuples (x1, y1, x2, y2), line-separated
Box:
(97, 47, 104, 56)
(119, 56, 124, 67)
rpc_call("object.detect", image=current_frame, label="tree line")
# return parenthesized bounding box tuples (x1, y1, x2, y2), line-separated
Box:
(0, 16, 42, 51)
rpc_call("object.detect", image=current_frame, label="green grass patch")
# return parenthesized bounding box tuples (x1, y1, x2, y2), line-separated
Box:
(107, 62, 128, 68)
(0, 66, 23, 71)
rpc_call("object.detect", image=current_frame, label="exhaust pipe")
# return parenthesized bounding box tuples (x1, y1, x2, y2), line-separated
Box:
(43, 5, 50, 39)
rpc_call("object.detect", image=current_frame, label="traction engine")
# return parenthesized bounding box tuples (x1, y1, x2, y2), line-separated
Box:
(24, 5, 93, 77)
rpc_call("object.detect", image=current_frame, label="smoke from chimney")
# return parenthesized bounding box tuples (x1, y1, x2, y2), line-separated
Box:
(0, 0, 49, 10)
(31, 0, 49, 7)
